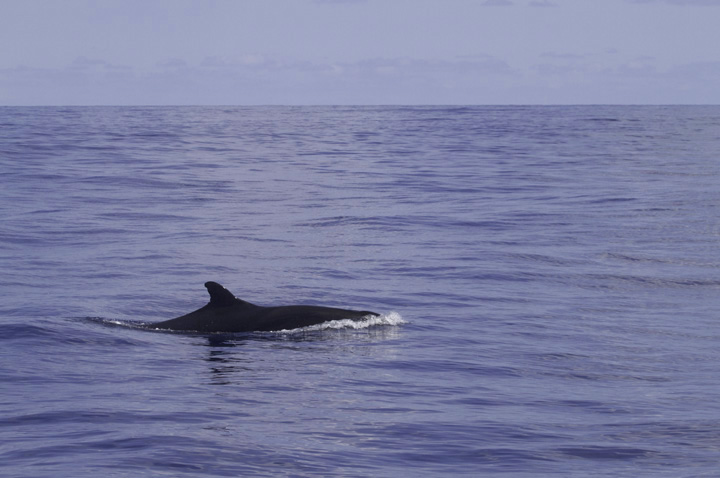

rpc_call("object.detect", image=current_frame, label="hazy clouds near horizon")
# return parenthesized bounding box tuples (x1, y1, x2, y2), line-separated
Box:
(1, 0, 719, 105)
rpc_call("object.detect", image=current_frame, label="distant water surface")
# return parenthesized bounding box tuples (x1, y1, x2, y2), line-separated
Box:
(1, 106, 720, 477)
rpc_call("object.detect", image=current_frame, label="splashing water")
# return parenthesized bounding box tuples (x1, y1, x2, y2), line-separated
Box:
(278, 311, 405, 333)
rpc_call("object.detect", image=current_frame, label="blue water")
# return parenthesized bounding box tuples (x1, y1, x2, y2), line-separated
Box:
(2, 106, 720, 477)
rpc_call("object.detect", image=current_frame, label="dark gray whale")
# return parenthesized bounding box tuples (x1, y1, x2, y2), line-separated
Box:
(153, 281, 379, 333)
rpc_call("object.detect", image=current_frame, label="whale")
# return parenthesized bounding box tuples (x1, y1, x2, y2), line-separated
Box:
(152, 281, 379, 333)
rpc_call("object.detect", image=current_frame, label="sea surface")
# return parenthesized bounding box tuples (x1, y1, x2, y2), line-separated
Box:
(1, 105, 720, 477)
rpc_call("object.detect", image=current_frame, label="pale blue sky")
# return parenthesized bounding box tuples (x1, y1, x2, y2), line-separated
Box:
(1, 0, 719, 105)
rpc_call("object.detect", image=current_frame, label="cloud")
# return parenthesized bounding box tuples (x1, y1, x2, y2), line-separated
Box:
(481, 0, 514, 6)
(0, 61, 137, 105)
(668, 60, 720, 79)
(68, 56, 131, 72)
(0, 54, 517, 105)
(313, 0, 367, 4)
(3, 53, 719, 105)
(626, 0, 720, 5)
(541, 52, 586, 60)
(157, 58, 188, 69)
(527, 54, 720, 104)
(532, 63, 590, 76)
(528, 1, 558, 6)
(347, 56, 514, 76)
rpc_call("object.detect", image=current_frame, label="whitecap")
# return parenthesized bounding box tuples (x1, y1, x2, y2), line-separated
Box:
(278, 311, 405, 333)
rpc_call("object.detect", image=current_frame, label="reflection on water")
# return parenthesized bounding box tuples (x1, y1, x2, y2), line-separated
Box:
(199, 325, 405, 386)
(205, 348, 253, 386)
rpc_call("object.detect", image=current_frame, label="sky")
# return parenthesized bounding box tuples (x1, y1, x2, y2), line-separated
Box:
(1, 0, 719, 105)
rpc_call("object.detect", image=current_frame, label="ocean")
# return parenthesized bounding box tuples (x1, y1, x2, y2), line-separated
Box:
(1, 105, 720, 477)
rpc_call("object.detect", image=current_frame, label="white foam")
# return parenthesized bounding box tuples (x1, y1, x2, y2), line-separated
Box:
(279, 311, 405, 333)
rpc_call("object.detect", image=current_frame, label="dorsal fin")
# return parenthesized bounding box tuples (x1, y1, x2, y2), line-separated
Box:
(204, 281, 238, 307)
